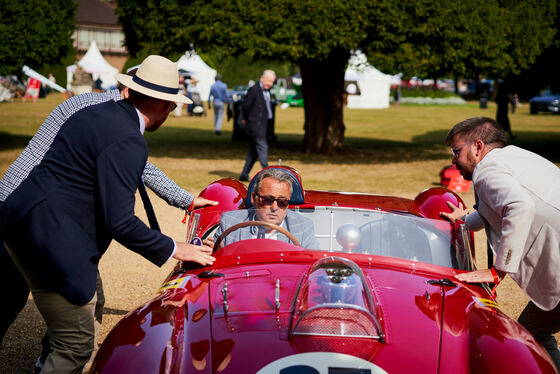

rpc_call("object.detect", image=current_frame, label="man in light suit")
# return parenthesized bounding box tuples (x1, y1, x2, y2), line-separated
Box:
(440, 116, 560, 370)
(239, 70, 276, 181)
(211, 168, 319, 249)
(0, 55, 215, 373)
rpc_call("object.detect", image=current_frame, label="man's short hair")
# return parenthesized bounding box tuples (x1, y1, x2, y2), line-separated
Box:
(127, 89, 153, 104)
(253, 169, 293, 196)
(117, 68, 138, 92)
(262, 70, 276, 79)
(445, 116, 507, 147)
(215, 73, 222, 81)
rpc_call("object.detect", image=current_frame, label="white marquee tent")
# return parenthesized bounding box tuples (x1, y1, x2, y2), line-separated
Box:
(66, 40, 118, 91)
(344, 52, 391, 109)
(176, 52, 217, 101)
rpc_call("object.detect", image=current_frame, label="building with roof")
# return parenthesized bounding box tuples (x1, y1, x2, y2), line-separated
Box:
(73, 0, 127, 72)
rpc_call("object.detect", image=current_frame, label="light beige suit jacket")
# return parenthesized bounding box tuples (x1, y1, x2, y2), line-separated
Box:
(464, 146, 560, 311)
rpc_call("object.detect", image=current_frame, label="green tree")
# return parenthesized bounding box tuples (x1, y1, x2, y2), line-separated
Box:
(0, 0, 76, 75)
(372, 0, 557, 86)
(118, 0, 403, 153)
(510, 1, 560, 98)
(117, 0, 556, 153)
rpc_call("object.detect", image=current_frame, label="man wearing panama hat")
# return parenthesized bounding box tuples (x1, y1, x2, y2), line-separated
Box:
(0, 55, 215, 373)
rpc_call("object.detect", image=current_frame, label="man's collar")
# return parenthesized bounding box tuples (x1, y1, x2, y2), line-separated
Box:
(134, 106, 146, 134)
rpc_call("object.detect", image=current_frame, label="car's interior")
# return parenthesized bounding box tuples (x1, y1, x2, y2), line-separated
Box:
(295, 206, 455, 267)
(201, 206, 458, 269)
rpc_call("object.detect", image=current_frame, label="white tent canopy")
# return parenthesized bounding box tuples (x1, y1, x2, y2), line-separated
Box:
(66, 40, 118, 91)
(345, 52, 391, 109)
(176, 52, 217, 101)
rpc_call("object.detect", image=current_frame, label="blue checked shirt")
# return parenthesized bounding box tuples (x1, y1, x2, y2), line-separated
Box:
(208, 80, 230, 103)
(0, 90, 194, 209)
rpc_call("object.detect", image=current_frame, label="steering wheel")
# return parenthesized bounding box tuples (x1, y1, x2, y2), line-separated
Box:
(213, 220, 301, 252)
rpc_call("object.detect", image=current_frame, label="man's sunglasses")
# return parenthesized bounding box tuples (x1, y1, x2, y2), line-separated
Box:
(254, 193, 290, 209)
(169, 102, 177, 112)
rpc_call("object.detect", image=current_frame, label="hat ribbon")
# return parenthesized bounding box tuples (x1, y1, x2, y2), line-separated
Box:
(132, 75, 179, 94)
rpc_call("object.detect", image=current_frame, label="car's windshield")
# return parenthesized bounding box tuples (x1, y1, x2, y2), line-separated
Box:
(188, 206, 466, 269)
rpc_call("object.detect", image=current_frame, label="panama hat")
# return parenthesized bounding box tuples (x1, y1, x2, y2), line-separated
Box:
(116, 55, 192, 104)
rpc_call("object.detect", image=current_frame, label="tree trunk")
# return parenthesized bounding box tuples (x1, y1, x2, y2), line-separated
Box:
(299, 49, 350, 153)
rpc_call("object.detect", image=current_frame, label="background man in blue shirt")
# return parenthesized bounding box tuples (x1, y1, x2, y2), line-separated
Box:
(208, 74, 230, 135)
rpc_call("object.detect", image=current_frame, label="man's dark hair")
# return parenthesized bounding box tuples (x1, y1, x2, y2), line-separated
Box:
(253, 168, 293, 196)
(127, 89, 169, 110)
(117, 68, 138, 92)
(445, 117, 507, 147)
(215, 74, 222, 81)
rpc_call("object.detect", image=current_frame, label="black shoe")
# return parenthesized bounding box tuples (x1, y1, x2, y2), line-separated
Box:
(239, 174, 249, 182)
(215, 131, 221, 135)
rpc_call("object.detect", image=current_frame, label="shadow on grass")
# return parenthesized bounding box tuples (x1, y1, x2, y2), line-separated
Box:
(208, 169, 240, 179)
(415, 129, 560, 163)
(148, 126, 560, 164)
(146, 126, 453, 165)
(0, 132, 32, 151)
(3, 126, 559, 166)
(507, 133, 560, 163)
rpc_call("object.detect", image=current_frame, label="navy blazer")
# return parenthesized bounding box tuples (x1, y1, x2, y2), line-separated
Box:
(0, 100, 174, 305)
(242, 83, 269, 138)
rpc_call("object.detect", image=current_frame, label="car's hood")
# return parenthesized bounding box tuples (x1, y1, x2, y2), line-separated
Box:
(207, 257, 448, 374)
(92, 249, 556, 374)
(531, 95, 560, 103)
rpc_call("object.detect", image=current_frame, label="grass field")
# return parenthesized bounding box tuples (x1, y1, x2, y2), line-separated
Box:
(0, 94, 559, 372)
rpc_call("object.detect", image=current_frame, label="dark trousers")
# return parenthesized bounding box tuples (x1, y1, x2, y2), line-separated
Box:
(0, 247, 29, 344)
(518, 300, 560, 371)
(240, 136, 268, 178)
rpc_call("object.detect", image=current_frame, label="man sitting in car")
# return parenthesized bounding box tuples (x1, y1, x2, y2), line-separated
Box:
(211, 168, 319, 249)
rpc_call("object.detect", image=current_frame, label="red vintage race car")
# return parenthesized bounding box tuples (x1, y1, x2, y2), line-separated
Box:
(91, 166, 557, 374)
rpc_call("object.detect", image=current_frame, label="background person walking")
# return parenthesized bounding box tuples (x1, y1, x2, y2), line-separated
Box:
(239, 70, 276, 181)
(208, 74, 229, 134)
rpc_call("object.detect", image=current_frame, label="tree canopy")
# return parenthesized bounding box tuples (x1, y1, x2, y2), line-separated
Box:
(117, 0, 557, 153)
(118, 0, 400, 152)
(370, 0, 557, 80)
(0, 0, 76, 75)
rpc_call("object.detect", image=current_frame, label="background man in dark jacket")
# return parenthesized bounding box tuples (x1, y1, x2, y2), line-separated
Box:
(239, 69, 276, 181)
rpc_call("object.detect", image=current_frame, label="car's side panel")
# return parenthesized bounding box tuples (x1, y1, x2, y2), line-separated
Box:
(438, 287, 558, 374)
(91, 275, 213, 374)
